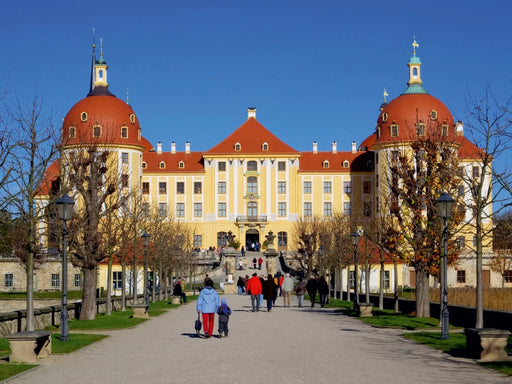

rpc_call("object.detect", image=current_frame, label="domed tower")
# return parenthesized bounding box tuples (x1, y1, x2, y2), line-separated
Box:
(60, 40, 145, 194)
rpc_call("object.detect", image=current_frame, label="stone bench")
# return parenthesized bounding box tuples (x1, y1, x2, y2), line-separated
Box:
(358, 303, 373, 317)
(170, 296, 182, 305)
(132, 304, 149, 319)
(6, 331, 52, 363)
(465, 328, 511, 362)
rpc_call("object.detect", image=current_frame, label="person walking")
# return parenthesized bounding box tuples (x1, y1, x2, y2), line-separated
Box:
(263, 273, 277, 312)
(246, 273, 262, 312)
(216, 297, 232, 338)
(258, 257, 263, 270)
(196, 278, 220, 338)
(237, 276, 245, 294)
(318, 276, 329, 307)
(281, 273, 294, 307)
(295, 276, 306, 308)
(252, 257, 257, 269)
(306, 275, 318, 307)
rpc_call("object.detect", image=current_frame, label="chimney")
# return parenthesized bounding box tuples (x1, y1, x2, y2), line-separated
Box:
(312, 141, 318, 154)
(456, 121, 464, 136)
(171, 141, 176, 154)
(247, 107, 257, 119)
(351, 141, 357, 153)
(185, 141, 190, 154)
(332, 141, 337, 154)
(157, 142, 162, 154)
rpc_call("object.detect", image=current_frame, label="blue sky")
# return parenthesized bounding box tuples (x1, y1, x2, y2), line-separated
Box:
(1, 0, 511, 153)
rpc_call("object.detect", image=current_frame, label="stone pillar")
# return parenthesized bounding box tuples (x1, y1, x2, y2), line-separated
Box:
(264, 248, 278, 277)
(221, 247, 238, 294)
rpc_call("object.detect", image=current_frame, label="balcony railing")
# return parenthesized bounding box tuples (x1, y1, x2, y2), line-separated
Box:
(236, 215, 267, 223)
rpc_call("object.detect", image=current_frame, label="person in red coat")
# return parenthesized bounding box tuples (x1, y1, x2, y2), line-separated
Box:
(246, 273, 262, 312)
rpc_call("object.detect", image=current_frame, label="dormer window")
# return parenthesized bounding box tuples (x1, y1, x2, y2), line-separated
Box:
(390, 124, 399, 137)
(235, 142, 241, 151)
(442, 124, 449, 137)
(178, 161, 185, 169)
(93, 125, 102, 138)
(130, 114, 136, 124)
(343, 160, 349, 168)
(142, 161, 147, 169)
(80, 112, 88, 122)
(382, 112, 388, 123)
(262, 142, 269, 151)
(159, 161, 166, 169)
(121, 126, 128, 139)
(322, 160, 330, 169)
(430, 110, 438, 120)
(138, 128, 141, 141)
(416, 123, 426, 136)
(69, 126, 76, 139)
(376, 127, 381, 139)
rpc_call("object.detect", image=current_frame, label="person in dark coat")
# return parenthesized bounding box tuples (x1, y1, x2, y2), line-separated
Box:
(262, 274, 277, 312)
(306, 276, 318, 307)
(318, 276, 329, 307)
(172, 281, 187, 303)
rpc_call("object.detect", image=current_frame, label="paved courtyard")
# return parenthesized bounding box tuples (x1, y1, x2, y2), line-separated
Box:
(6, 292, 510, 384)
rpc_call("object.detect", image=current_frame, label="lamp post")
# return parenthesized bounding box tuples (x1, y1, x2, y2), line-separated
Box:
(350, 231, 360, 310)
(141, 232, 151, 306)
(55, 194, 75, 342)
(436, 192, 455, 340)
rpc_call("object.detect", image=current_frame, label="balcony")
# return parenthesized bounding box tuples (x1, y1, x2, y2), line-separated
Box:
(236, 215, 267, 224)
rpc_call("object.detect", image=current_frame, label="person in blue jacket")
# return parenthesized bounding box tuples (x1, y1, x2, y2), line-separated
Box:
(196, 278, 220, 338)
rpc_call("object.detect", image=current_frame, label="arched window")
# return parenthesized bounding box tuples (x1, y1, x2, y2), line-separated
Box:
(247, 201, 257, 219)
(80, 112, 88, 122)
(235, 142, 241, 151)
(322, 160, 329, 169)
(159, 161, 165, 169)
(217, 232, 227, 247)
(99, 69, 104, 79)
(262, 142, 269, 151)
(178, 161, 185, 169)
(130, 114, 136, 124)
(343, 160, 349, 168)
(247, 160, 257, 171)
(247, 176, 257, 193)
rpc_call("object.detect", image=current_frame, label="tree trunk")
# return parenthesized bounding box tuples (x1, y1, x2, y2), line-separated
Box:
(26, 250, 34, 331)
(106, 256, 113, 315)
(346, 265, 351, 302)
(475, 225, 484, 328)
(365, 263, 370, 303)
(121, 261, 126, 311)
(80, 267, 98, 320)
(379, 260, 384, 309)
(415, 266, 430, 318)
(394, 259, 399, 313)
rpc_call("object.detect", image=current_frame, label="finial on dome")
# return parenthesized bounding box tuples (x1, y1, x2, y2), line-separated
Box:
(100, 37, 104, 58)
(412, 37, 419, 56)
(383, 89, 388, 102)
(126, 88, 129, 104)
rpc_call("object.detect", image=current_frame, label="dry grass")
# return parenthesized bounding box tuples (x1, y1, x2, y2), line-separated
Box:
(429, 287, 512, 311)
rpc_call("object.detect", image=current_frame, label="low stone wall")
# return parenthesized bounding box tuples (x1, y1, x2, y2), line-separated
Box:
(0, 296, 140, 337)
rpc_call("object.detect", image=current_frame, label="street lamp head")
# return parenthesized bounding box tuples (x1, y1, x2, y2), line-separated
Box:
(350, 231, 360, 247)
(55, 194, 75, 221)
(436, 192, 455, 219)
(141, 232, 151, 247)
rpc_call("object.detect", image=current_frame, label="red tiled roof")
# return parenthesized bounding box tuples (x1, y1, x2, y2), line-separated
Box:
(205, 117, 299, 155)
(456, 136, 487, 159)
(36, 159, 60, 196)
(299, 150, 374, 172)
(142, 151, 204, 173)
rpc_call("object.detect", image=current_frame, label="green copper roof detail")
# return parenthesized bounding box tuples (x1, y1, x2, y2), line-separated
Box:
(402, 83, 428, 95)
(409, 55, 422, 65)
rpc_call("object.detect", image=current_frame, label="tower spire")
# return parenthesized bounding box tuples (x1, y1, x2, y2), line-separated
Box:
(402, 38, 428, 95)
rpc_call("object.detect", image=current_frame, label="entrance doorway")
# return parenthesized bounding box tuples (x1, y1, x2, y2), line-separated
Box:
(245, 229, 260, 251)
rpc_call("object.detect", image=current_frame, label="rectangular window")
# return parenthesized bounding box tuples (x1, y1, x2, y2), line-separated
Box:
(416, 123, 425, 136)
(159, 182, 167, 194)
(473, 236, 477, 248)
(344, 181, 352, 194)
(384, 271, 390, 290)
(74, 274, 81, 287)
(176, 203, 185, 217)
(52, 273, 60, 287)
(4, 273, 13, 287)
(121, 174, 129, 188)
(278, 161, 286, 171)
(349, 271, 355, 289)
(323, 181, 331, 194)
(457, 270, 466, 284)
(218, 161, 226, 171)
(142, 203, 149, 217)
(278, 232, 287, 246)
(504, 270, 512, 283)
(93, 125, 101, 138)
(121, 152, 129, 164)
(194, 235, 202, 247)
(278, 181, 286, 194)
(457, 185, 464, 197)
(158, 202, 167, 217)
(304, 202, 312, 217)
(456, 236, 465, 249)
(247, 177, 257, 193)
(344, 202, 352, 216)
(194, 182, 202, 194)
(177, 182, 184, 194)
(442, 124, 449, 137)
(278, 202, 286, 217)
(457, 167, 464, 178)
(218, 181, 226, 194)
(363, 181, 371, 194)
(113, 271, 122, 289)
(472, 166, 480, 179)
(363, 201, 372, 217)
(391, 151, 399, 163)
(218, 202, 226, 217)
(194, 203, 202, 217)
(390, 125, 399, 137)
(324, 202, 332, 217)
(304, 181, 312, 194)
(142, 182, 149, 194)
(247, 161, 258, 171)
